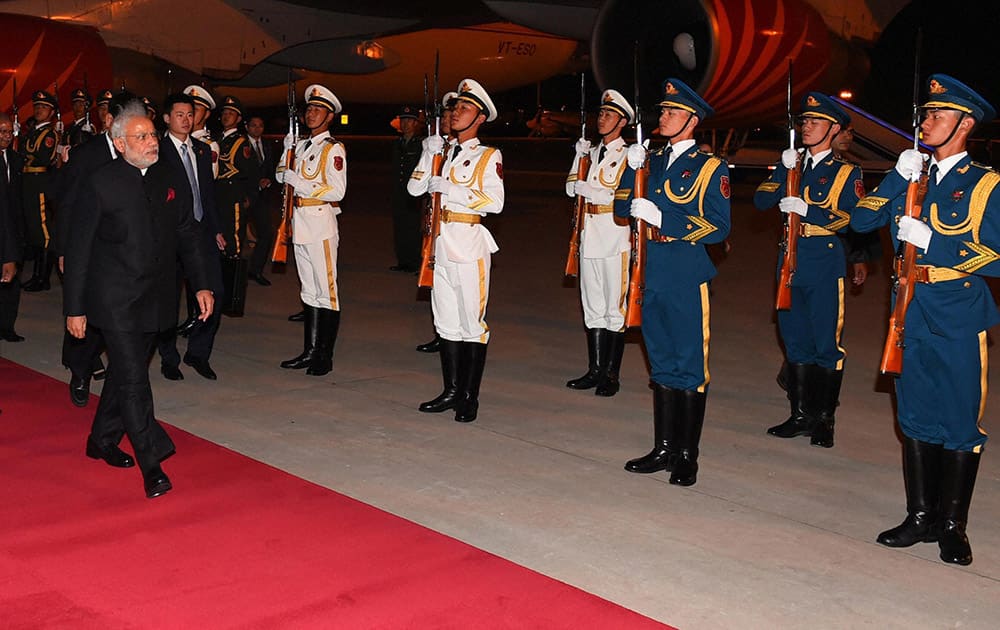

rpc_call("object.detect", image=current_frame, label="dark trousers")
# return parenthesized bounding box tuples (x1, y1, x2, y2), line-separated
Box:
(91, 329, 174, 472)
(245, 191, 275, 275)
(157, 231, 224, 366)
(392, 193, 423, 269)
(0, 278, 21, 333)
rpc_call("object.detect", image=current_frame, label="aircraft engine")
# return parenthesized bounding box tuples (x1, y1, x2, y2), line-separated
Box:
(591, 0, 832, 128)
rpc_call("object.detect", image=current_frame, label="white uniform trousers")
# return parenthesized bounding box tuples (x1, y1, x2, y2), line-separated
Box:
(580, 251, 629, 331)
(295, 232, 340, 311)
(432, 242, 491, 343)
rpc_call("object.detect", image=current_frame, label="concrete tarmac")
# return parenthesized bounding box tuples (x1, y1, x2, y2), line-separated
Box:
(3, 138, 998, 628)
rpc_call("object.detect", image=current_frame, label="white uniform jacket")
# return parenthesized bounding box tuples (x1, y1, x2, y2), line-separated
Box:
(191, 128, 220, 179)
(565, 136, 630, 259)
(276, 131, 346, 245)
(408, 137, 503, 263)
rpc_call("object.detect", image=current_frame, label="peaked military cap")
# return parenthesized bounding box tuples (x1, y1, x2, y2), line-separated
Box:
(657, 78, 713, 120)
(221, 95, 243, 116)
(305, 84, 342, 114)
(71, 88, 91, 105)
(922, 73, 996, 122)
(398, 105, 419, 120)
(141, 96, 157, 116)
(442, 91, 459, 109)
(96, 89, 114, 106)
(456, 78, 497, 122)
(799, 91, 850, 127)
(32, 90, 56, 108)
(600, 89, 635, 124)
(184, 85, 217, 111)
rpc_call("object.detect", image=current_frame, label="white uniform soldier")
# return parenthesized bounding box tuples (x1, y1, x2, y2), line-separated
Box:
(414, 90, 459, 355)
(276, 84, 346, 377)
(407, 79, 503, 423)
(184, 85, 220, 179)
(564, 89, 634, 397)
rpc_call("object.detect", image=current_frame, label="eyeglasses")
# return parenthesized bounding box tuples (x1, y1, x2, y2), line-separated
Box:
(124, 132, 158, 142)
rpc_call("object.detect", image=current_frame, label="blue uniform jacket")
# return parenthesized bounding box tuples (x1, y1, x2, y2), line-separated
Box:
(614, 146, 731, 290)
(753, 154, 864, 285)
(852, 155, 1000, 339)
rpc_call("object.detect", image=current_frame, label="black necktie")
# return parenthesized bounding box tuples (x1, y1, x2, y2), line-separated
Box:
(451, 144, 461, 162)
(804, 156, 813, 172)
(662, 145, 673, 174)
(598, 145, 607, 163)
(254, 140, 264, 164)
(0, 150, 7, 185)
(928, 163, 939, 186)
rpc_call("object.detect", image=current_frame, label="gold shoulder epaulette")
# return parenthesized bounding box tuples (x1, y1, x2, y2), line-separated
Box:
(971, 161, 996, 173)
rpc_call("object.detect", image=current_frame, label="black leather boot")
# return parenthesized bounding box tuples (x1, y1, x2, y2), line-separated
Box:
(307, 309, 339, 376)
(767, 363, 814, 438)
(455, 342, 487, 422)
(280, 306, 320, 369)
(419, 340, 461, 412)
(624, 384, 677, 473)
(595, 331, 625, 397)
(20, 248, 43, 292)
(566, 328, 606, 390)
(416, 334, 441, 353)
(810, 366, 842, 448)
(937, 449, 980, 565)
(23, 249, 52, 292)
(877, 438, 941, 547)
(670, 390, 706, 486)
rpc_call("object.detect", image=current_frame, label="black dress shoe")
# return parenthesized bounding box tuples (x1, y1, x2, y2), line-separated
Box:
(184, 356, 217, 380)
(1, 330, 25, 342)
(161, 364, 184, 381)
(288, 310, 305, 322)
(143, 465, 172, 498)
(415, 337, 441, 353)
(70, 374, 91, 407)
(176, 317, 199, 338)
(249, 271, 272, 286)
(86, 440, 136, 468)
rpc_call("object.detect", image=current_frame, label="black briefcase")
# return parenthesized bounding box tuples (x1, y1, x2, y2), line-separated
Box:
(220, 255, 249, 317)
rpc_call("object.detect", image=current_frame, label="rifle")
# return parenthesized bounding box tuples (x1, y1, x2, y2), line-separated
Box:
(423, 74, 431, 137)
(880, 29, 926, 376)
(565, 72, 589, 278)
(52, 82, 65, 167)
(10, 76, 19, 151)
(417, 49, 443, 289)
(624, 43, 649, 329)
(81, 73, 93, 134)
(775, 60, 799, 310)
(271, 71, 297, 265)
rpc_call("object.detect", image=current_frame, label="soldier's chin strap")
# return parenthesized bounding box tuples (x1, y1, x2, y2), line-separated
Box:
(661, 112, 695, 141)
(926, 109, 969, 149)
(801, 120, 835, 149)
(451, 109, 482, 136)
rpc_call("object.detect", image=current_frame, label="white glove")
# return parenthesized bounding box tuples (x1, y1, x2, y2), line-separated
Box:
(428, 176, 450, 195)
(781, 148, 799, 170)
(573, 181, 614, 205)
(895, 149, 926, 182)
(897, 216, 932, 251)
(778, 196, 808, 217)
(422, 135, 445, 155)
(575, 137, 592, 158)
(630, 197, 661, 228)
(627, 140, 649, 170)
(282, 132, 296, 151)
(282, 170, 304, 189)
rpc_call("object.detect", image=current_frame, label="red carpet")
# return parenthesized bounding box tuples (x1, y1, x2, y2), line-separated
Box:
(0, 359, 672, 629)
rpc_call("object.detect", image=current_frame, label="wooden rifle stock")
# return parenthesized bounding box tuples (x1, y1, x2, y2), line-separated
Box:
(417, 152, 445, 288)
(564, 154, 591, 277)
(624, 162, 649, 328)
(880, 174, 928, 375)
(775, 162, 802, 310)
(270, 146, 296, 264)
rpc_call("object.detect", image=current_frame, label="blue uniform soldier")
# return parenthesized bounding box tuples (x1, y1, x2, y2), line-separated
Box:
(617, 78, 731, 486)
(754, 93, 862, 448)
(853, 74, 998, 566)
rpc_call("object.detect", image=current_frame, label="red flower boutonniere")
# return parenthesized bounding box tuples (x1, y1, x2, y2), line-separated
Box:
(681, 170, 692, 179)
(953, 190, 965, 202)
(166, 187, 176, 202)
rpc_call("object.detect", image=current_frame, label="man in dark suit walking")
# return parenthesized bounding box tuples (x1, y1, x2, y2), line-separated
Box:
(155, 92, 226, 381)
(246, 115, 276, 285)
(0, 114, 25, 341)
(64, 100, 214, 499)
(53, 93, 134, 406)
